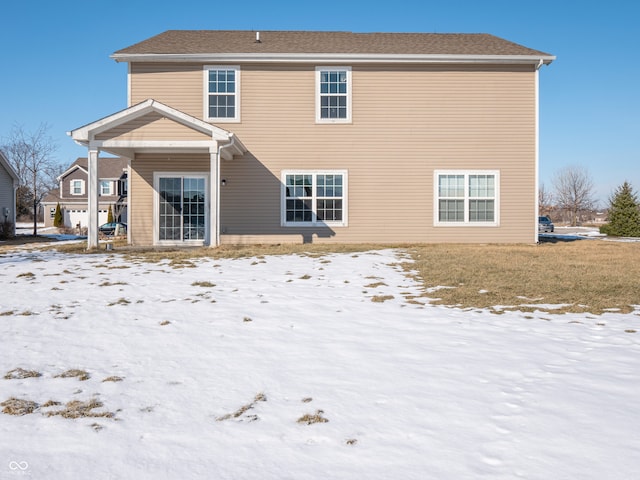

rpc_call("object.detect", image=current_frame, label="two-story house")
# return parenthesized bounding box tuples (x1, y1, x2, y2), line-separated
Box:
(69, 30, 554, 248)
(42, 156, 128, 230)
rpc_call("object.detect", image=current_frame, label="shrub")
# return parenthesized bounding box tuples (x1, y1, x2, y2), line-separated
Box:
(600, 181, 640, 237)
(0, 219, 14, 240)
(53, 203, 64, 228)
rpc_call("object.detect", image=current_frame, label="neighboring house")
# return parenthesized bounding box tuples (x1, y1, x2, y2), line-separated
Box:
(69, 30, 554, 248)
(42, 157, 128, 230)
(0, 150, 19, 237)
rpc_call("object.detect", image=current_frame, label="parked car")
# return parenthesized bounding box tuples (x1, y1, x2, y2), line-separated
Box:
(538, 216, 554, 233)
(99, 222, 127, 236)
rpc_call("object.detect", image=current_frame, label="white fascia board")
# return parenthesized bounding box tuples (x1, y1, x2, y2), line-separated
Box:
(90, 140, 219, 150)
(112, 52, 556, 65)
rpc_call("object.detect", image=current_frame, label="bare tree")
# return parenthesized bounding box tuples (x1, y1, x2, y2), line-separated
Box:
(538, 182, 554, 216)
(552, 165, 597, 226)
(2, 124, 61, 235)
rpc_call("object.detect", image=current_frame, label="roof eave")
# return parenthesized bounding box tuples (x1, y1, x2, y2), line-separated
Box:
(111, 52, 556, 65)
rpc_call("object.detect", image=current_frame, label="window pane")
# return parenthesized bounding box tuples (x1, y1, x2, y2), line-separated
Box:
(469, 175, 495, 197)
(439, 199, 464, 222)
(469, 200, 495, 222)
(439, 175, 464, 197)
(316, 198, 343, 222)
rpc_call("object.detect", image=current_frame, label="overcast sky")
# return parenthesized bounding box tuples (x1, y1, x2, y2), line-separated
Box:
(1, 0, 638, 205)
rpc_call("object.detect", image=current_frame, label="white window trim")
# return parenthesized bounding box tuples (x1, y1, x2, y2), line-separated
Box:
(433, 170, 500, 227)
(315, 67, 352, 124)
(153, 172, 210, 246)
(281, 170, 348, 227)
(70, 179, 85, 196)
(203, 65, 240, 123)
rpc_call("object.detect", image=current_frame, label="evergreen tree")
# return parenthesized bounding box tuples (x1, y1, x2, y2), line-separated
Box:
(53, 202, 64, 228)
(600, 181, 640, 237)
(107, 205, 114, 224)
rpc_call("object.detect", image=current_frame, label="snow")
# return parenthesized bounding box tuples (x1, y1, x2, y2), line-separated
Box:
(1, 246, 639, 479)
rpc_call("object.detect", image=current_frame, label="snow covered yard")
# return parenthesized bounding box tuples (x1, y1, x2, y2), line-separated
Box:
(1, 247, 639, 479)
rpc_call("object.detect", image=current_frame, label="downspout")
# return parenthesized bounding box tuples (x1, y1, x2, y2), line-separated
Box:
(534, 59, 543, 243)
(13, 178, 18, 237)
(215, 134, 237, 246)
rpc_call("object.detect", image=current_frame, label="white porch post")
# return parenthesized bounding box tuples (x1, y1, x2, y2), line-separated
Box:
(209, 144, 220, 247)
(87, 147, 99, 249)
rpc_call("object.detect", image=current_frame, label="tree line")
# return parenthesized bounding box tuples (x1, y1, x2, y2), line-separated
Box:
(540, 165, 640, 236)
(1, 124, 63, 236)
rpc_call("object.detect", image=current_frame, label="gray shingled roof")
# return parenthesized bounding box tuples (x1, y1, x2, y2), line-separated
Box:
(113, 30, 553, 58)
(60, 157, 129, 180)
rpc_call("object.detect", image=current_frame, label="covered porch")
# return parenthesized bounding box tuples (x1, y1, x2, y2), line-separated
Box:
(68, 99, 246, 249)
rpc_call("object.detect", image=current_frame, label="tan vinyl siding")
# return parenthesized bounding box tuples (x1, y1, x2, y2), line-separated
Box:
(95, 112, 210, 141)
(129, 62, 537, 244)
(130, 63, 203, 116)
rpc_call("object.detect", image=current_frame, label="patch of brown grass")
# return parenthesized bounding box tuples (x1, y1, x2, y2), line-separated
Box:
(365, 281, 387, 288)
(44, 398, 114, 419)
(54, 369, 90, 381)
(217, 393, 267, 422)
(1, 397, 39, 415)
(0, 235, 58, 252)
(371, 295, 394, 303)
(107, 298, 131, 307)
(408, 241, 640, 314)
(98, 281, 128, 287)
(24, 241, 389, 260)
(4, 368, 42, 380)
(297, 409, 329, 425)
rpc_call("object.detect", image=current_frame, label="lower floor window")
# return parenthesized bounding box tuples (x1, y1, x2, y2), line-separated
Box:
(282, 171, 347, 226)
(435, 171, 499, 226)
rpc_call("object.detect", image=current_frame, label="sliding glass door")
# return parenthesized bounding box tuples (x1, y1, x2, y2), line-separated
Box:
(158, 175, 207, 243)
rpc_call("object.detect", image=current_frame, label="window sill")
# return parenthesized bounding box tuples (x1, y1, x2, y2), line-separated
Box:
(283, 222, 347, 228)
(434, 222, 499, 227)
(205, 117, 241, 124)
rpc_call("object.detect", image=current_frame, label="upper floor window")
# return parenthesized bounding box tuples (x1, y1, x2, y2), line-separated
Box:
(316, 67, 352, 123)
(100, 180, 112, 196)
(70, 179, 85, 195)
(204, 66, 240, 122)
(434, 171, 499, 226)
